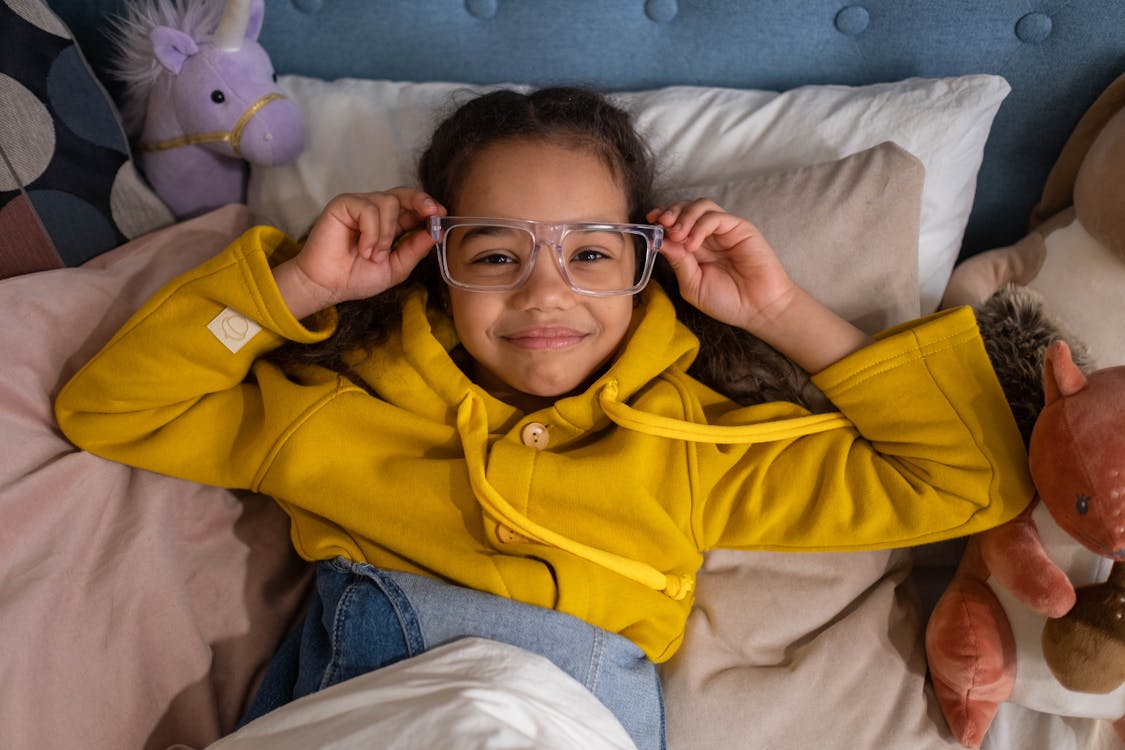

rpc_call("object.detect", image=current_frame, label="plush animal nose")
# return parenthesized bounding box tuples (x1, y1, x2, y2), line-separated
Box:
(237, 97, 306, 165)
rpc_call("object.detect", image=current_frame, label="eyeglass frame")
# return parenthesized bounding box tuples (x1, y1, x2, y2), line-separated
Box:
(428, 215, 664, 297)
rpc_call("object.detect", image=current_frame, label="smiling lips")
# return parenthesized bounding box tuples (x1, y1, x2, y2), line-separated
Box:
(503, 327, 588, 350)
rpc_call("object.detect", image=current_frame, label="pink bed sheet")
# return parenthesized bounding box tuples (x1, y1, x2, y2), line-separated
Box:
(0, 206, 310, 750)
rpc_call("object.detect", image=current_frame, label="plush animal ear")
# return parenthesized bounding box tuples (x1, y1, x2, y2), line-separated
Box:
(150, 26, 199, 75)
(1044, 339, 1088, 405)
(246, 0, 265, 41)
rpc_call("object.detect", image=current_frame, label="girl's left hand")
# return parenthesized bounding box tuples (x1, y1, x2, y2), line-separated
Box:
(647, 199, 797, 334)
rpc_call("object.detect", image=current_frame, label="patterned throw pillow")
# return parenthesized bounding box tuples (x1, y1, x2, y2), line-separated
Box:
(0, 0, 172, 279)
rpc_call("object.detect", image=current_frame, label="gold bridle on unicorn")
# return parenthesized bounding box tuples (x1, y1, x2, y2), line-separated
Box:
(135, 92, 287, 156)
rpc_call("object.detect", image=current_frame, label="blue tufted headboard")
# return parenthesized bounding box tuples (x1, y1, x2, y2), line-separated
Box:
(48, 0, 1125, 259)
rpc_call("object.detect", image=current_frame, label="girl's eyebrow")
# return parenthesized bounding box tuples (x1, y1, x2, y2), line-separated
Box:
(459, 225, 523, 241)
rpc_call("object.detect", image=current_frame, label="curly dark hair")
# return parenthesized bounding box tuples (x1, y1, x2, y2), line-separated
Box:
(268, 86, 820, 410)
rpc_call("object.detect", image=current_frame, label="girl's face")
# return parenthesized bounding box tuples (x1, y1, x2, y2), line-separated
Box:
(447, 139, 637, 410)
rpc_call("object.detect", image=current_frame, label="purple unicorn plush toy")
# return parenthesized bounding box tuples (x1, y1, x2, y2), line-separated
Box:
(109, 0, 305, 219)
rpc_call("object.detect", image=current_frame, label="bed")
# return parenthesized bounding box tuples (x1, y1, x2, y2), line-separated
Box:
(2, 1, 1124, 748)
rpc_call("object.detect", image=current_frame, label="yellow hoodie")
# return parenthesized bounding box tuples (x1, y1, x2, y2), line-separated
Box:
(55, 227, 1034, 662)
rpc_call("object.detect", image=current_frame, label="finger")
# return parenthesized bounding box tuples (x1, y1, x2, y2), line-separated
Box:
(383, 187, 447, 228)
(351, 193, 398, 260)
(681, 207, 758, 255)
(652, 199, 725, 245)
(671, 199, 724, 237)
(647, 205, 679, 223)
(339, 192, 404, 260)
(374, 193, 408, 257)
(657, 230, 697, 274)
(661, 241, 703, 303)
(309, 194, 371, 259)
(649, 202, 691, 230)
(681, 210, 733, 252)
(408, 191, 447, 224)
(390, 228, 436, 276)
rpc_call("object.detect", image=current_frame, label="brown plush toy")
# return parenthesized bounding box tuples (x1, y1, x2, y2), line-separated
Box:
(926, 72, 1125, 748)
(941, 71, 1125, 370)
(925, 322, 1125, 747)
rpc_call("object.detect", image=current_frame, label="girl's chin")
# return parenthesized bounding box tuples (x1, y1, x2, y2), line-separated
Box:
(471, 358, 613, 409)
(489, 375, 586, 411)
(508, 378, 578, 399)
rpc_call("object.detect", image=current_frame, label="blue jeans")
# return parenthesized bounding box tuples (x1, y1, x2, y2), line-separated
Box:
(242, 559, 666, 750)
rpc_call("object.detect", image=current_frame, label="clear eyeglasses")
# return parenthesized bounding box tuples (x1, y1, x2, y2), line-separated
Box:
(429, 216, 663, 297)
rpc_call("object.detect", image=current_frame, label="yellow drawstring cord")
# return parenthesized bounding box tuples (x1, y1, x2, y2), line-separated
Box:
(456, 393, 695, 600)
(598, 379, 852, 443)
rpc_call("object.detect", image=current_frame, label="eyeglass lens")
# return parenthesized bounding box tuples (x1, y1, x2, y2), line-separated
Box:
(443, 224, 645, 292)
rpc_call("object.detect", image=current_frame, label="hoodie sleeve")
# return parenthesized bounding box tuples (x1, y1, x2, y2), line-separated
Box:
(54, 226, 342, 490)
(696, 305, 1034, 552)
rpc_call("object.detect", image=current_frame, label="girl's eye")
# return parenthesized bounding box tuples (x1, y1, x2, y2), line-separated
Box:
(572, 247, 611, 263)
(471, 252, 519, 265)
(211, 90, 226, 103)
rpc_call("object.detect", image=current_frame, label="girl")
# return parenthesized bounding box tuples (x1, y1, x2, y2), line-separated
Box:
(55, 87, 1032, 749)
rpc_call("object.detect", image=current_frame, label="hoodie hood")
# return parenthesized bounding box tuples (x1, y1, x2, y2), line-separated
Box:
(359, 282, 701, 430)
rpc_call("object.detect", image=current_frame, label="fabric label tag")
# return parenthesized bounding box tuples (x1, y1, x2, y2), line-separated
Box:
(207, 307, 263, 353)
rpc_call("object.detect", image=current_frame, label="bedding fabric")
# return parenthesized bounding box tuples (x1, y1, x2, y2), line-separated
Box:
(208, 638, 638, 750)
(248, 73, 1008, 313)
(0, 205, 308, 750)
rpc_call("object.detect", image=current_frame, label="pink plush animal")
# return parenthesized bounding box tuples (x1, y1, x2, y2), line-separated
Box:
(109, 0, 305, 218)
(926, 338, 1125, 747)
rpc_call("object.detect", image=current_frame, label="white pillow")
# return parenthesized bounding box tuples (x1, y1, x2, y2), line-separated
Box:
(249, 74, 1009, 313)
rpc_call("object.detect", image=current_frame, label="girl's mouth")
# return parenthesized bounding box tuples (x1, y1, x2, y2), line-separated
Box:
(503, 327, 587, 350)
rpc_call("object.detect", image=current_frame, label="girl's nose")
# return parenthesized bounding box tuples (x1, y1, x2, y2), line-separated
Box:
(513, 245, 574, 309)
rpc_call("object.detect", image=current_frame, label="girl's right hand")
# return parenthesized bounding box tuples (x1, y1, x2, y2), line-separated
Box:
(275, 189, 446, 318)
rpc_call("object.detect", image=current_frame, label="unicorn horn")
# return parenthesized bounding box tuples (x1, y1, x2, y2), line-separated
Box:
(213, 0, 251, 51)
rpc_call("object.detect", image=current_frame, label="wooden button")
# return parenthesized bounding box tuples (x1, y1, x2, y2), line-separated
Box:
(520, 422, 549, 450)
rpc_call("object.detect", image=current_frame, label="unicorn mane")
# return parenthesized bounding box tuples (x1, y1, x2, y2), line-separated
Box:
(105, 0, 227, 136)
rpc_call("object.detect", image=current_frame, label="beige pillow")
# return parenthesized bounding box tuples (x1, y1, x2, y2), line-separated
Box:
(658, 144, 957, 749)
(660, 140, 923, 334)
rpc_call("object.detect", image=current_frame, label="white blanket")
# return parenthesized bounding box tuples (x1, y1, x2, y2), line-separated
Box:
(206, 638, 638, 750)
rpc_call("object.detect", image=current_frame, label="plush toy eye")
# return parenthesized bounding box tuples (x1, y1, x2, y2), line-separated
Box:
(272, 72, 278, 83)
(1076, 494, 1089, 515)
(211, 90, 226, 104)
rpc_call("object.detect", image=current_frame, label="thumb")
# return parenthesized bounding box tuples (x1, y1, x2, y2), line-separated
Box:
(659, 239, 691, 272)
(388, 229, 435, 275)
(661, 241, 700, 291)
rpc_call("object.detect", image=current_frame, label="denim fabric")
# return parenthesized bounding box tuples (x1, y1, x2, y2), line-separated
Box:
(242, 558, 665, 750)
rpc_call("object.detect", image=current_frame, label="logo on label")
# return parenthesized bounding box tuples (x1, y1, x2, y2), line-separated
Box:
(207, 307, 263, 353)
